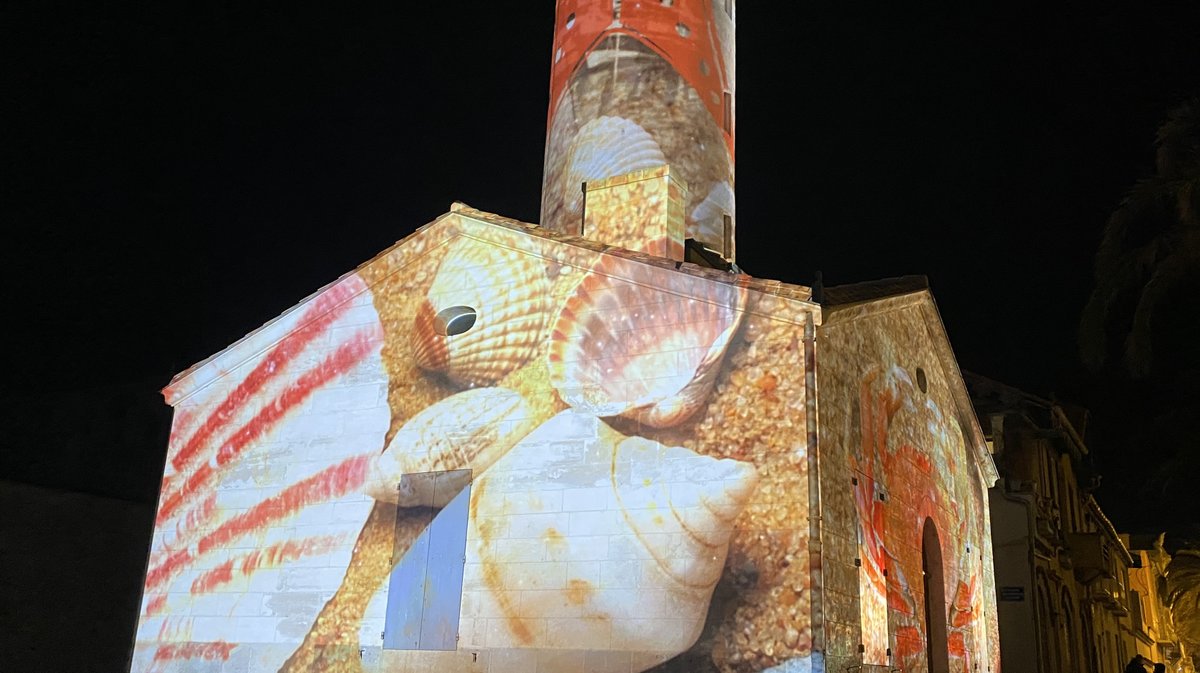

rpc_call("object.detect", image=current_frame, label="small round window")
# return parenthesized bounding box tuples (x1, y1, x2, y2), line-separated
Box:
(915, 367, 928, 393)
(435, 306, 477, 336)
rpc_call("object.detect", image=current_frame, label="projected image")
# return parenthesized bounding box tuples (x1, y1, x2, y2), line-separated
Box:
(541, 1, 735, 257)
(132, 225, 818, 673)
(839, 358, 996, 673)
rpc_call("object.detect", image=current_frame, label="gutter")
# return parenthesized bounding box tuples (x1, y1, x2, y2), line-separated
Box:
(804, 311, 826, 658)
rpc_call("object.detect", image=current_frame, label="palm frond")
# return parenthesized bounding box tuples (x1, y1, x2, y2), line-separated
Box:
(1156, 97, 1200, 181)
(1123, 244, 1200, 376)
(1166, 550, 1200, 649)
(1081, 97, 1200, 375)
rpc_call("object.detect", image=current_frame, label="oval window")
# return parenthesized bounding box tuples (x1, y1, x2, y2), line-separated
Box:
(915, 367, 928, 394)
(435, 306, 477, 337)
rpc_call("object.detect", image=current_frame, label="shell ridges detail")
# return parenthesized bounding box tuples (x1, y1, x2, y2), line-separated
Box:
(547, 258, 747, 427)
(564, 116, 667, 214)
(413, 238, 552, 386)
(365, 387, 537, 506)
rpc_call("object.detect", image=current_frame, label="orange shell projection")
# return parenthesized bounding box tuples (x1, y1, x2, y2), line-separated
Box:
(413, 237, 552, 386)
(549, 0, 733, 156)
(547, 257, 746, 427)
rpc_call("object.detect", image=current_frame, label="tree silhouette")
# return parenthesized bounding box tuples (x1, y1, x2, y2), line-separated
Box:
(1078, 99, 1200, 542)
(1080, 98, 1200, 377)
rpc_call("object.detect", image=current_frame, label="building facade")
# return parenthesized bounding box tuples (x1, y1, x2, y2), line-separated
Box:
(1124, 535, 1196, 673)
(130, 3, 1001, 672)
(971, 374, 1148, 673)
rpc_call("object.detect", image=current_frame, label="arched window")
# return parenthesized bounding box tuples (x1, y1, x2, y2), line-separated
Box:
(1059, 591, 1079, 673)
(922, 518, 950, 673)
(1081, 603, 1099, 673)
(1036, 570, 1058, 673)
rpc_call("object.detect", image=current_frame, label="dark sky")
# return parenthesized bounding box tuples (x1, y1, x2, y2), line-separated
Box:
(4, 4, 1198, 533)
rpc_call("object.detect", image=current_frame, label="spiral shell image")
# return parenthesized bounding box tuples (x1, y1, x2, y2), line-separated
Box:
(413, 237, 552, 386)
(364, 387, 538, 506)
(562, 115, 667, 216)
(547, 259, 747, 427)
(463, 410, 758, 656)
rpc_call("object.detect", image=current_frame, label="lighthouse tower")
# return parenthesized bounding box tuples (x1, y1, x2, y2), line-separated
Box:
(541, 0, 736, 261)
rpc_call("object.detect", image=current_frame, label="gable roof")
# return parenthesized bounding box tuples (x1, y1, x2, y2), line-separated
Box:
(164, 204, 820, 405)
(820, 275, 930, 306)
(821, 278, 1001, 487)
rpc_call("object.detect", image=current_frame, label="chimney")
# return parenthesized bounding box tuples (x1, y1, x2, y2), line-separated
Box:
(541, 1, 736, 261)
(581, 165, 687, 261)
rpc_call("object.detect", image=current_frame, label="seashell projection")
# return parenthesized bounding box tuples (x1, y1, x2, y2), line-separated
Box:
(365, 387, 538, 506)
(463, 410, 757, 656)
(562, 115, 667, 216)
(547, 259, 747, 427)
(689, 180, 734, 247)
(413, 237, 552, 387)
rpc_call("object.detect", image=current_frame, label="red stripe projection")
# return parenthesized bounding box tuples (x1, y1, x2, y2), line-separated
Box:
(155, 324, 380, 524)
(156, 618, 186, 641)
(145, 594, 167, 616)
(167, 279, 362, 474)
(153, 491, 218, 572)
(190, 534, 344, 595)
(174, 493, 216, 543)
(152, 641, 236, 662)
(159, 473, 178, 499)
(166, 408, 196, 450)
(146, 454, 371, 591)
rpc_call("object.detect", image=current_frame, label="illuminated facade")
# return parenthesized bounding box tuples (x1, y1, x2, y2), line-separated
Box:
(971, 374, 1147, 673)
(1124, 535, 1196, 673)
(131, 3, 1000, 673)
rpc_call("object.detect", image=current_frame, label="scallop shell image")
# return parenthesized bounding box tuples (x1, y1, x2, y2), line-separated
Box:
(689, 180, 734, 246)
(547, 259, 747, 427)
(413, 237, 552, 386)
(364, 387, 538, 506)
(462, 410, 758, 657)
(562, 115, 667, 216)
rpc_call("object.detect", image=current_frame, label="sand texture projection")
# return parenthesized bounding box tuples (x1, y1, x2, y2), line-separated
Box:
(132, 209, 824, 673)
(133, 2, 1001, 670)
(541, 0, 736, 259)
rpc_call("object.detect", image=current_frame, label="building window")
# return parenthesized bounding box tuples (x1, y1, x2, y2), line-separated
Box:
(434, 305, 477, 337)
(383, 470, 472, 651)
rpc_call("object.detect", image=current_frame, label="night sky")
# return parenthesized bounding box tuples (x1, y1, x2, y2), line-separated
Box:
(5, 4, 1198, 538)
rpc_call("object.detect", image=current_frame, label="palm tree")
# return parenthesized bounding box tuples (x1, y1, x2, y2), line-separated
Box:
(1080, 98, 1200, 377)
(1166, 550, 1200, 669)
(1077, 99, 1200, 540)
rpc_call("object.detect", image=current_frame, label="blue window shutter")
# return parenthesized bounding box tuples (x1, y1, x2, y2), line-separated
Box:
(382, 470, 470, 651)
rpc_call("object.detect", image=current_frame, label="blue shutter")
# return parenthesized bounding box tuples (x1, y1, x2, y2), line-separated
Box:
(382, 470, 470, 651)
